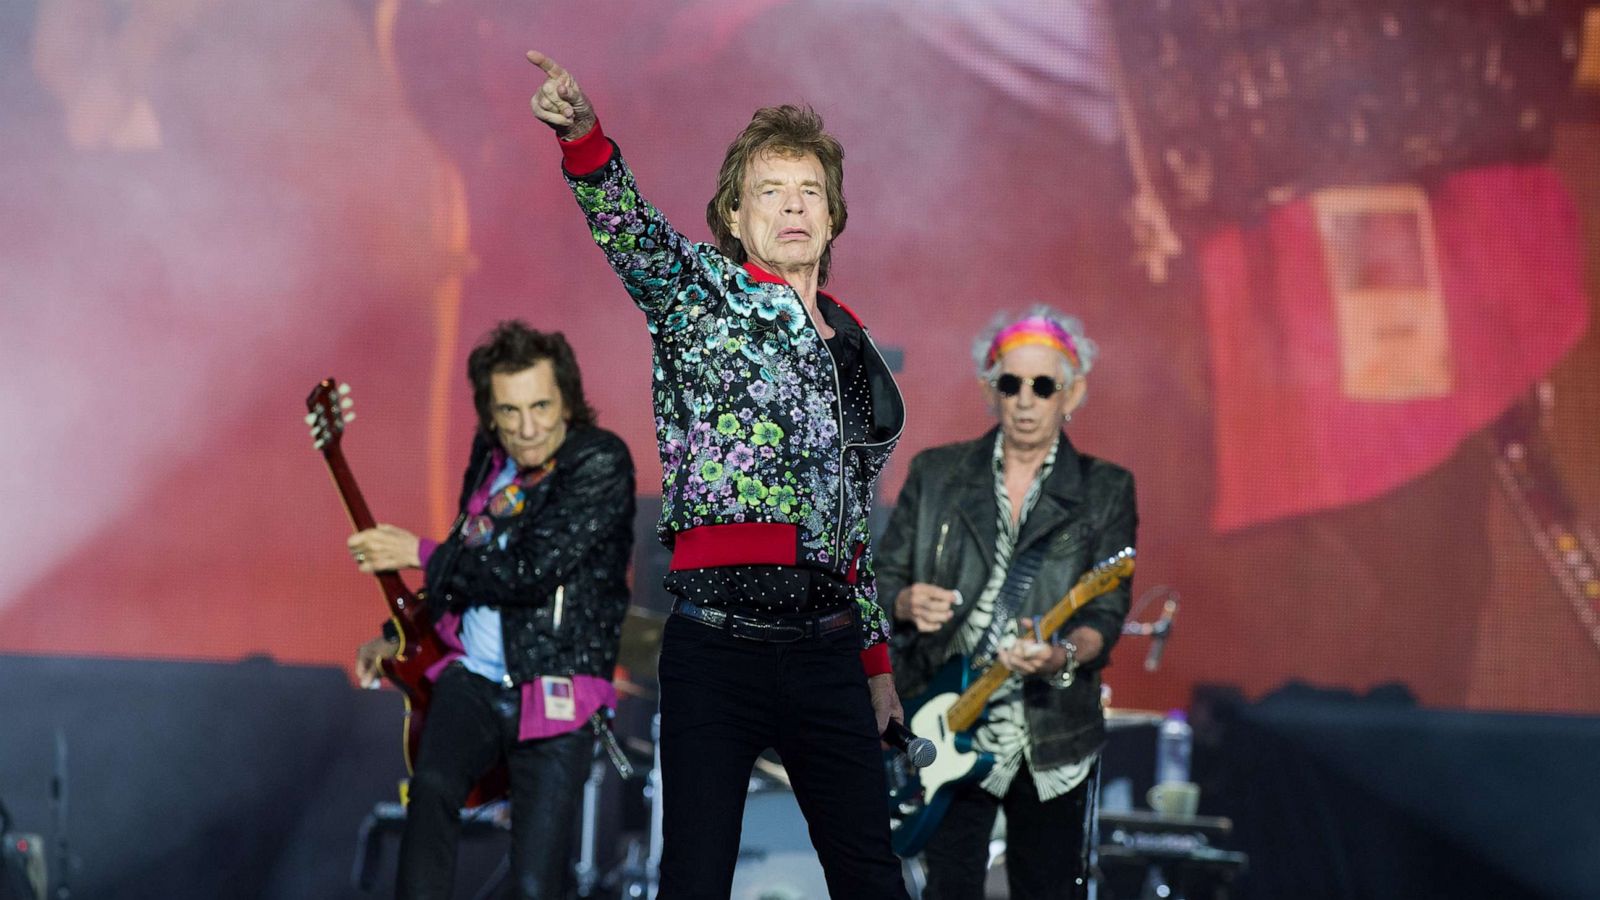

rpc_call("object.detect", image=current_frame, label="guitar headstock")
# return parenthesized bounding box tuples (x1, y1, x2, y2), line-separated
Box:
(304, 378, 355, 452)
(1079, 547, 1136, 592)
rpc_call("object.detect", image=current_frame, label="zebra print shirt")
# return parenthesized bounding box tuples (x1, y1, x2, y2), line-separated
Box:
(954, 431, 1096, 801)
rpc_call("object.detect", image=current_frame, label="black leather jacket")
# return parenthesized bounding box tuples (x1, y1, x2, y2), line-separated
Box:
(876, 429, 1137, 769)
(424, 425, 636, 685)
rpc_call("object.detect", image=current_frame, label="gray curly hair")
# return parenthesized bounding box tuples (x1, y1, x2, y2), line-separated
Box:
(970, 304, 1098, 388)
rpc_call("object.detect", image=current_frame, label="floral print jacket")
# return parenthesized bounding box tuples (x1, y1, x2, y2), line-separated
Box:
(559, 124, 905, 661)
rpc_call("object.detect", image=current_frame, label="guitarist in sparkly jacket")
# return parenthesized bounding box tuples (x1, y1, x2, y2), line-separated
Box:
(876, 307, 1137, 900)
(348, 321, 635, 899)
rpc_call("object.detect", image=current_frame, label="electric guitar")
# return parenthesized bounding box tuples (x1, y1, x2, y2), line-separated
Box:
(305, 379, 506, 806)
(887, 548, 1135, 857)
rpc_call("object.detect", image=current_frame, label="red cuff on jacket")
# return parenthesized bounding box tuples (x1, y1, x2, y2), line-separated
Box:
(859, 642, 891, 678)
(417, 538, 439, 570)
(560, 120, 612, 176)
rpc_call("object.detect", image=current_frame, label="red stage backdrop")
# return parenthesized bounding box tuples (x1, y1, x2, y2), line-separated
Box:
(4, 0, 1599, 715)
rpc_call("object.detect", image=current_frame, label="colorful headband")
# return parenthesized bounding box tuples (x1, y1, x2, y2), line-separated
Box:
(984, 317, 1080, 372)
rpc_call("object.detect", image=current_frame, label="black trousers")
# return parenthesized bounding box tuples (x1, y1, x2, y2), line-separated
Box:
(397, 663, 594, 900)
(921, 761, 1090, 900)
(656, 614, 910, 900)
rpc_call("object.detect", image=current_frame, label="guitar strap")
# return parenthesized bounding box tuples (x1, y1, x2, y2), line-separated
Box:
(968, 538, 1052, 669)
(422, 446, 498, 616)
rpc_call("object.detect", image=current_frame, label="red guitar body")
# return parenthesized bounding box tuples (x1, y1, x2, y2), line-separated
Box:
(307, 379, 508, 807)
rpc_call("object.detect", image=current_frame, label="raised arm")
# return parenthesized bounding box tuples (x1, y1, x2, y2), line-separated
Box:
(525, 49, 720, 318)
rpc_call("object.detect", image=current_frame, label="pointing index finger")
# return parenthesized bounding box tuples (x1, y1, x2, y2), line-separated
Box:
(526, 49, 567, 80)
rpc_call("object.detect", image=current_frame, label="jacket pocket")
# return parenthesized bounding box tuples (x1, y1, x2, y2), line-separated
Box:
(1047, 523, 1091, 559)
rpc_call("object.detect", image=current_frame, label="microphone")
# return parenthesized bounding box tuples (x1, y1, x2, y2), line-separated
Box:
(883, 719, 937, 768)
(1144, 597, 1178, 672)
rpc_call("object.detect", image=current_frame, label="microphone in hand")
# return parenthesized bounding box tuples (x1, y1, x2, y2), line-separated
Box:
(883, 719, 937, 768)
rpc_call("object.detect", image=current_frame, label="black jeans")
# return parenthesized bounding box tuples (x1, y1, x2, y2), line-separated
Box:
(921, 760, 1090, 900)
(656, 614, 910, 900)
(397, 663, 594, 900)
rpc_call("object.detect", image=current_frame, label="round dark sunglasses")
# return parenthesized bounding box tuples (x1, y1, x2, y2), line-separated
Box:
(991, 373, 1061, 399)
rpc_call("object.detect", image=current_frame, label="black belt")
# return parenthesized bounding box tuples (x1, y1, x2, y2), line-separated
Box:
(672, 598, 856, 643)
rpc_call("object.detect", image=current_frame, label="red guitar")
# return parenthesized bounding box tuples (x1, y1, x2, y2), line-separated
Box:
(305, 379, 507, 806)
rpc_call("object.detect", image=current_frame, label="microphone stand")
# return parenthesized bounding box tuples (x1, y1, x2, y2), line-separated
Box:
(52, 727, 70, 900)
(1120, 587, 1179, 673)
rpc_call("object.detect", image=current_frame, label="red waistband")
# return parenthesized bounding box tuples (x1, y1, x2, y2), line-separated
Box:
(668, 522, 800, 570)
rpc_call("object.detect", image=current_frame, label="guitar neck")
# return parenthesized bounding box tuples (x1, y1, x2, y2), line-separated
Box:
(1036, 581, 1095, 645)
(943, 574, 1123, 734)
(322, 444, 412, 601)
(945, 664, 1014, 734)
(323, 444, 377, 531)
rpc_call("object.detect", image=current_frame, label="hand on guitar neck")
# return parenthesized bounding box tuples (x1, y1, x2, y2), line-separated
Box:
(996, 618, 1104, 677)
(347, 523, 423, 575)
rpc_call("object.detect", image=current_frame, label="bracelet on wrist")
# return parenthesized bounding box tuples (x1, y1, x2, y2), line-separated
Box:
(1047, 639, 1079, 690)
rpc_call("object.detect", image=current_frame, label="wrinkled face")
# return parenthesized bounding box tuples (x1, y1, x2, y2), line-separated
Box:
(728, 149, 834, 276)
(989, 344, 1085, 451)
(490, 361, 569, 469)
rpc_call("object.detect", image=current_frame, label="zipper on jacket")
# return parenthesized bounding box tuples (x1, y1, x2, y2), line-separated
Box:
(552, 584, 565, 629)
(814, 308, 908, 569)
(813, 318, 851, 564)
(934, 519, 951, 575)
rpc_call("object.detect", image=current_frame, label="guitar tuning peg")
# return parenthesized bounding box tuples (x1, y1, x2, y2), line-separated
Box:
(314, 438, 325, 450)
(340, 397, 354, 409)
(303, 413, 317, 425)
(338, 383, 351, 395)
(345, 412, 357, 423)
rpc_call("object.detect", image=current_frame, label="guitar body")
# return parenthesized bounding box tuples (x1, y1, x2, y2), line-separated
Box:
(889, 655, 995, 858)
(307, 378, 508, 807)
(377, 591, 442, 782)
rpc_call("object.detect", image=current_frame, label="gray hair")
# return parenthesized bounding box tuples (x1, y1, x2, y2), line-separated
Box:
(970, 304, 1098, 386)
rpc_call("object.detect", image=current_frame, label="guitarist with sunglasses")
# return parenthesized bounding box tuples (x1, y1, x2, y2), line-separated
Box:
(347, 321, 635, 899)
(876, 306, 1138, 900)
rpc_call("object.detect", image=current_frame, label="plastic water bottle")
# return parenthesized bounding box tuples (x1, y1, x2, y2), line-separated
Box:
(1154, 708, 1193, 785)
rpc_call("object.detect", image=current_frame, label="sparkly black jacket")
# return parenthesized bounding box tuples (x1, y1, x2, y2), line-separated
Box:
(424, 425, 636, 684)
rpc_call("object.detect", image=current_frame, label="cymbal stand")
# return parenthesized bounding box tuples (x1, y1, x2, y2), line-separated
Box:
(646, 712, 664, 900)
